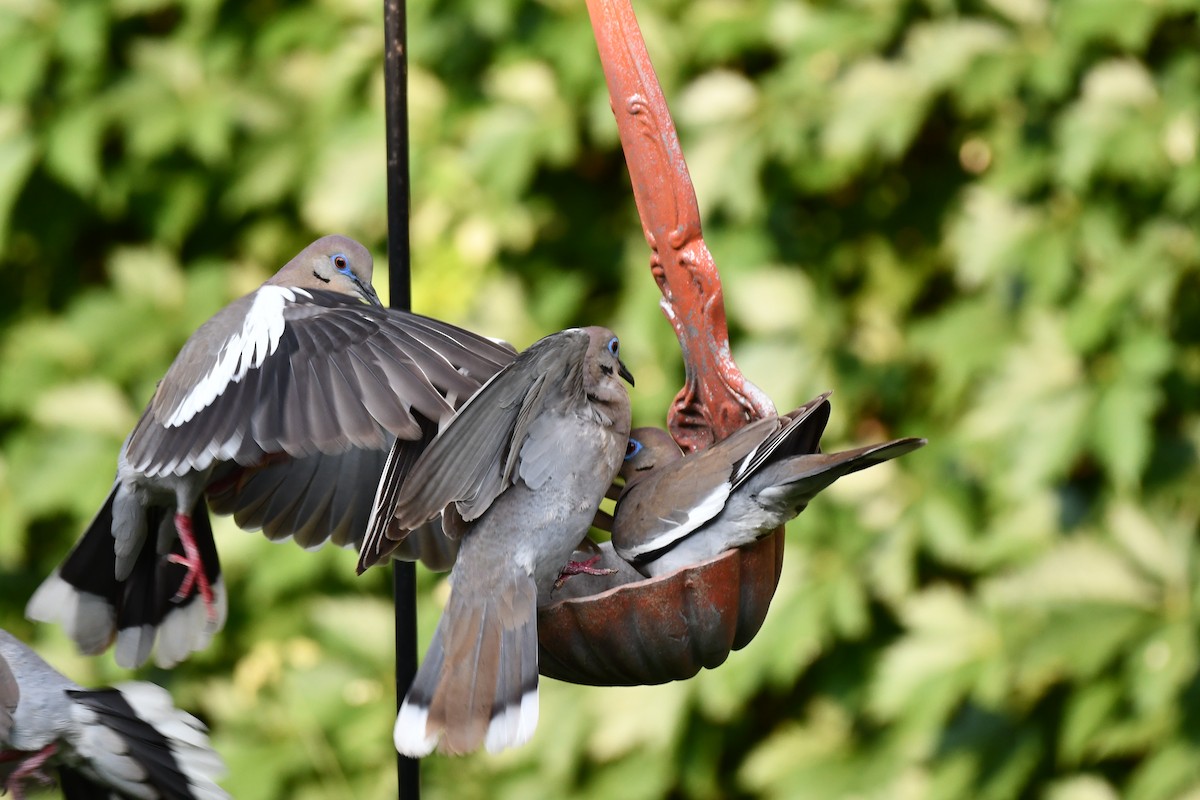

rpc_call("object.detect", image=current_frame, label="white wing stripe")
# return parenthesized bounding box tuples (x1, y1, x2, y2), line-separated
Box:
(733, 442, 763, 483)
(165, 286, 301, 428)
(622, 482, 731, 559)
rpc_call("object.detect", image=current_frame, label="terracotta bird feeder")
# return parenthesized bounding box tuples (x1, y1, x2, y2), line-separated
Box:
(535, 0, 785, 686)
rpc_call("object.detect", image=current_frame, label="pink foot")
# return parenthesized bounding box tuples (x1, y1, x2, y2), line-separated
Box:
(3, 743, 58, 799)
(553, 555, 617, 590)
(167, 512, 217, 623)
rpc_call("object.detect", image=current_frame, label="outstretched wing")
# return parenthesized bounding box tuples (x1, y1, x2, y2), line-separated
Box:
(125, 291, 514, 479)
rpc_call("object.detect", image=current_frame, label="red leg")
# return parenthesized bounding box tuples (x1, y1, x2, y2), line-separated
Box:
(166, 512, 217, 622)
(3, 743, 58, 800)
(553, 555, 618, 590)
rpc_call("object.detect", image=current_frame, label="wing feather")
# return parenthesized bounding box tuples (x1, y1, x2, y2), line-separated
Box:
(731, 394, 831, 492)
(0, 652, 16, 742)
(612, 417, 781, 560)
(388, 331, 588, 530)
(124, 291, 515, 477)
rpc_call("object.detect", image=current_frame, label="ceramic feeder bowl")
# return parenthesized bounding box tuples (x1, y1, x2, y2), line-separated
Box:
(537, 529, 784, 686)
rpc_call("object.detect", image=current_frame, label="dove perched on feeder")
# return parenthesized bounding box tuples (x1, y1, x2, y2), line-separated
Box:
(0, 628, 228, 800)
(28, 235, 515, 669)
(612, 394, 925, 578)
(363, 326, 634, 756)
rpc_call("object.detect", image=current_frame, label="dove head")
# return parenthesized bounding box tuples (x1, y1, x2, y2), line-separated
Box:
(619, 427, 682, 485)
(268, 234, 381, 306)
(576, 326, 634, 435)
(582, 325, 635, 389)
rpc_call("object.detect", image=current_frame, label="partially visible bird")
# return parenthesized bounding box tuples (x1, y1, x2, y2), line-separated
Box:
(28, 235, 515, 669)
(364, 326, 634, 756)
(0, 628, 228, 800)
(612, 394, 925, 577)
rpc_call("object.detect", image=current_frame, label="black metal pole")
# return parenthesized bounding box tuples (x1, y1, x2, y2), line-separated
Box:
(383, 0, 419, 797)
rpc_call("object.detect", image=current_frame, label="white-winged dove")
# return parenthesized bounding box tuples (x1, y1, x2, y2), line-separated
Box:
(27, 235, 515, 669)
(0, 628, 228, 800)
(365, 326, 634, 756)
(612, 394, 926, 578)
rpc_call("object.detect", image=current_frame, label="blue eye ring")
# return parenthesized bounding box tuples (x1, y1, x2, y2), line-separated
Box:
(624, 439, 643, 460)
(607, 336, 619, 357)
(332, 254, 351, 274)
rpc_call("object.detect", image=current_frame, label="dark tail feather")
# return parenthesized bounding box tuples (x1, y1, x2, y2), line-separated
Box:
(27, 491, 225, 669)
(124, 498, 224, 668)
(393, 574, 538, 756)
(59, 487, 122, 603)
(27, 488, 124, 657)
(59, 766, 120, 800)
(66, 684, 228, 799)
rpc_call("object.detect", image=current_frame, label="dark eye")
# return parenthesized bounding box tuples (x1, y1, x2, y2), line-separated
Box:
(607, 337, 619, 357)
(624, 439, 642, 460)
(333, 254, 349, 272)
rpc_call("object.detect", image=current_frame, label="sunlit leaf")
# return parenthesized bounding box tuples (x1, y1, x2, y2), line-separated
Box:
(982, 540, 1157, 610)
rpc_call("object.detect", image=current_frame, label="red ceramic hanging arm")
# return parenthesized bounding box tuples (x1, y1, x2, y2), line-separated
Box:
(532, 0, 787, 688)
(583, 0, 774, 450)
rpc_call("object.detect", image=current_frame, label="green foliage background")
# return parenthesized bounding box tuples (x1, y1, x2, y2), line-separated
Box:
(2, 0, 1199, 797)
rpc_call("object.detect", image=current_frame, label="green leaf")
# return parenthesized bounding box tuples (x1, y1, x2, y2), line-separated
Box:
(823, 59, 928, 162)
(1043, 774, 1121, 800)
(1060, 680, 1124, 765)
(870, 587, 997, 723)
(982, 540, 1157, 610)
(0, 112, 37, 251)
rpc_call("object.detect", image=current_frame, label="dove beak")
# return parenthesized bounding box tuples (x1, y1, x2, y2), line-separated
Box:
(356, 276, 383, 307)
(618, 359, 635, 386)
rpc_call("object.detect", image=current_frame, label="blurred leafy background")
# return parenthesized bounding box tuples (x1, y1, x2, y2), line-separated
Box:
(1, 0, 1199, 797)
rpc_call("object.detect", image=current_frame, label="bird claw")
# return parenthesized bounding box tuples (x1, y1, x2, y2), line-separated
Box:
(2, 744, 58, 800)
(553, 555, 618, 590)
(169, 513, 217, 622)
